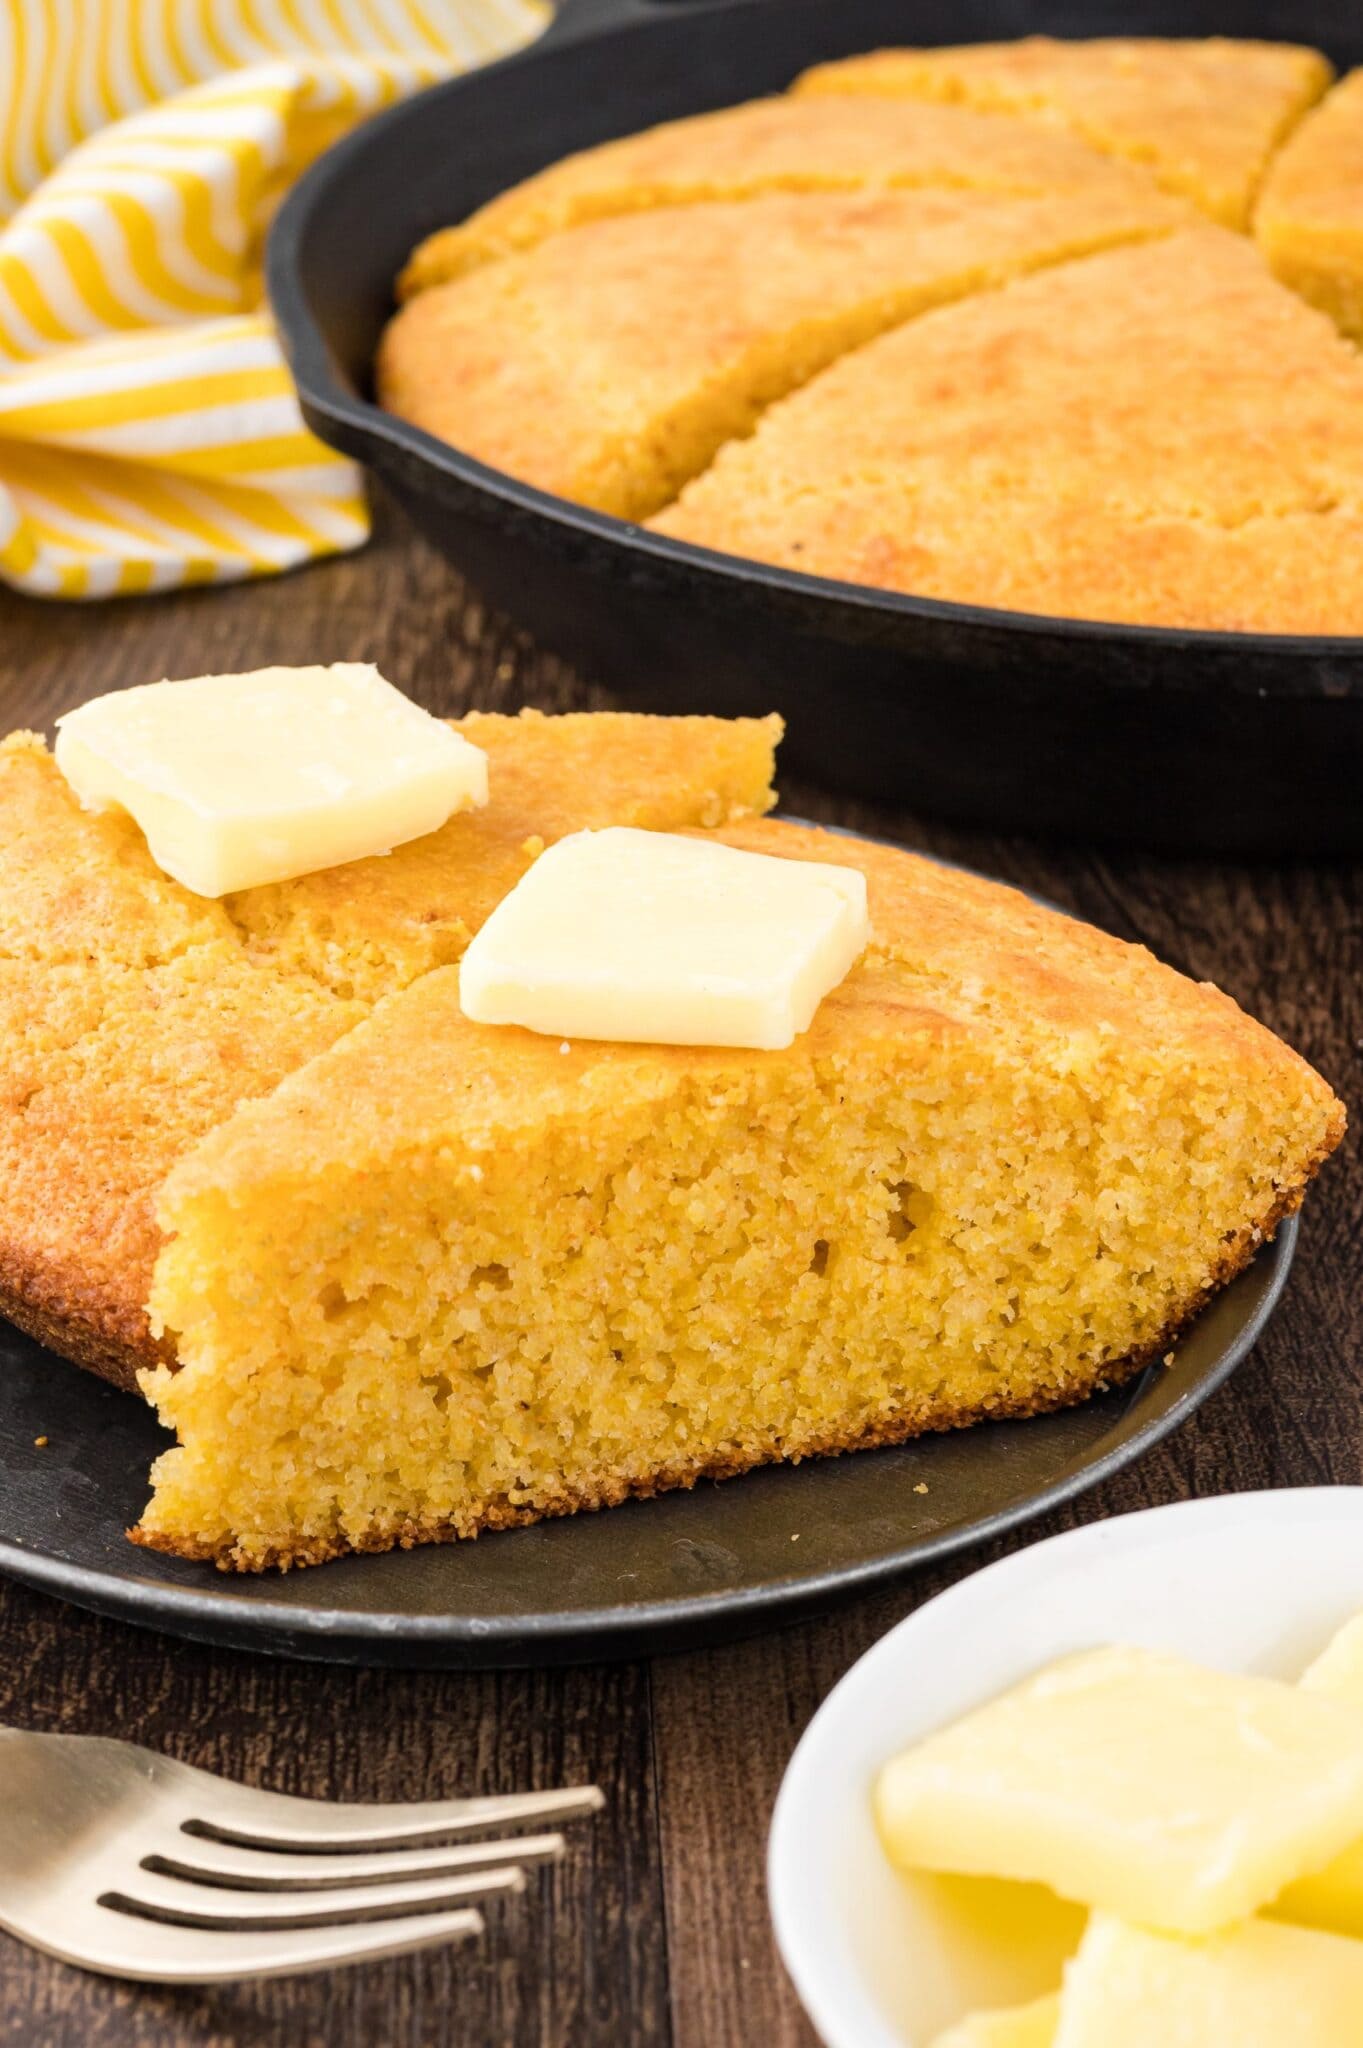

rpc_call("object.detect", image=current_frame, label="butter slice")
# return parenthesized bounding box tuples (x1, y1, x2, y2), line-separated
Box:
(458, 826, 869, 1050)
(54, 663, 488, 897)
(931, 1994, 1060, 2048)
(1273, 1611, 1363, 1939)
(874, 1645, 1363, 1935)
(1053, 1913, 1363, 2047)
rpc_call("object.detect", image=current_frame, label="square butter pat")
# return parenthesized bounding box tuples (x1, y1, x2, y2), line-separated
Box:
(458, 826, 870, 1050)
(1273, 1610, 1363, 1939)
(54, 663, 488, 897)
(931, 1994, 1060, 2048)
(874, 1644, 1363, 1935)
(1054, 1913, 1363, 2048)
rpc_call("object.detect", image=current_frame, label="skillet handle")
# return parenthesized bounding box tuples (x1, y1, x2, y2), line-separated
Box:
(538, 0, 732, 50)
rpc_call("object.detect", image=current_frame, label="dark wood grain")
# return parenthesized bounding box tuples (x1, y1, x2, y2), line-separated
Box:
(1, 488, 1359, 2048)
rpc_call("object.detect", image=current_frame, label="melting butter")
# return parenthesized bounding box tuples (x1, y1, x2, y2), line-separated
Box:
(55, 663, 487, 897)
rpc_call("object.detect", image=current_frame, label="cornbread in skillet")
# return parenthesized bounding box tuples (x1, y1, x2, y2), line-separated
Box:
(378, 185, 1183, 521)
(134, 814, 1341, 1570)
(1256, 71, 1363, 340)
(653, 230, 1363, 633)
(794, 36, 1332, 228)
(0, 711, 779, 1389)
(397, 91, 1161, 294)
(385, 34, 1363, 630)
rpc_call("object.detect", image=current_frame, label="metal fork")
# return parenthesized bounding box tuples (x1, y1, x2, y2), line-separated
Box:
(0, 1727, 602, 1982)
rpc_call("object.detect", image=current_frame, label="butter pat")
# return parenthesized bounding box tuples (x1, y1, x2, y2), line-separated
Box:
(54, 664, 488, 897)
(458, 826, 870, 1050)
(1054, 1913, 1363, 2047)
(874, 1645, 1363, 1934)
(1274, 1611, 1363, 1939)
(931, 1994, 1059, 2048)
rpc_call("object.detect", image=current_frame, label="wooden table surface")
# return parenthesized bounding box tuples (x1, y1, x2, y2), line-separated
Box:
(1, 492, 1359, 2048)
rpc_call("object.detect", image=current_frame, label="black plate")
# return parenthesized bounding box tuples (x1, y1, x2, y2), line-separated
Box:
(268, 0, 1363, 855)
(0, 1220, 1296, 1668)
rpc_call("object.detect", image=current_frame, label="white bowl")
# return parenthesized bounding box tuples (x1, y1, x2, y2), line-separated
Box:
(768, 1487, 1363, 2048)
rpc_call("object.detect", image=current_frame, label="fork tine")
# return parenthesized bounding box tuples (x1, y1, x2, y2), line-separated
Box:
(184, 1783, 604, 1851)
(102, 1863, 525, 1928)
(144, 1830, 566, 1890)
(11, 1905, 485, 1985)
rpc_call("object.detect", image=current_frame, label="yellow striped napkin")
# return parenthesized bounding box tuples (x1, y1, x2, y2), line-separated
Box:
(0, 0, 545, 599)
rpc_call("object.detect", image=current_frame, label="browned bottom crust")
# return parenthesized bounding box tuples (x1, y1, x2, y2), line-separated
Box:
(126, 1166, 1323, 1573)
(0, 1258, 162, 1393)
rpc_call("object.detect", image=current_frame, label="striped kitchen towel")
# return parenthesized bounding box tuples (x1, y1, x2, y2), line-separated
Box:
(0, 0, 545, 599)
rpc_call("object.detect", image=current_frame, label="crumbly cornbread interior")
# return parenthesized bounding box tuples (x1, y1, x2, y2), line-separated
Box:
(651, 230, 1363, 635)
(134, 815, 1343, 1570)
(0, 711, 780, 1386)
(383, 35, 1363, 630)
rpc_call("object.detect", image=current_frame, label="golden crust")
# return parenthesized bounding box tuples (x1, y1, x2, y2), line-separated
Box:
(379, 185, 1182, 520)
(0, 712, 780, 1387)
(397, 91, 1158, 293)
(161, 815, 1342, 1204)
(1256, 70, 1363, 340)
(653, 230, 1363, 632)
(794, 36, 1332, 229)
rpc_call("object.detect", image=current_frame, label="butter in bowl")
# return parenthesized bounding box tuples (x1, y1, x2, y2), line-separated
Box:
(768, 1489, 1363, 2047)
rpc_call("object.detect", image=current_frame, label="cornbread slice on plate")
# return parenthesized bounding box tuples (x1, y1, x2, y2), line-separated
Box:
(378, 185, 1182, 520)
(397, 92, 1161, 293)
(794, 36, 1332, 229)
(653, 228, 1363, 632)
(1256, 71, 1363, 340)
(0, 711, 778, 1388)
(133, 816, 1341, 1571)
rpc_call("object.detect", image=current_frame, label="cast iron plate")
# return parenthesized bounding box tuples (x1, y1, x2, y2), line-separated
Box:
(0, 1223, 1296, 1668)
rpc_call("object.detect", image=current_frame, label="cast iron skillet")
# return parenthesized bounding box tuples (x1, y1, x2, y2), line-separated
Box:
(268, 0, 1363, 855)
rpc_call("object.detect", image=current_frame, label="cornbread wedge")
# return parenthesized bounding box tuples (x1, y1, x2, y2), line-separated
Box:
(397, 92, 1160, 294)
(795, 36, 1332, 228)
(0, 711, 779, 1387)
(378, 185, 1182, 519)
(1256, 70, 1363, 340)
(653, 229, 1363, 632)
(133, 815, 1341, 1570)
